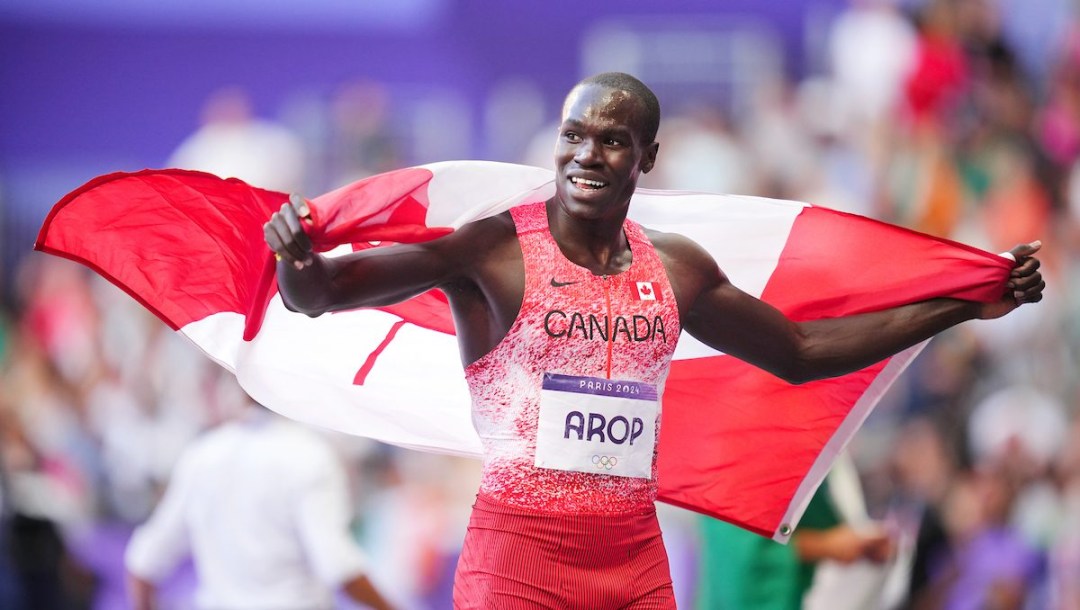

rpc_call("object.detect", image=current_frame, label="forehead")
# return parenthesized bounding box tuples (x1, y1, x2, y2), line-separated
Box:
(561, 84, 647, 134)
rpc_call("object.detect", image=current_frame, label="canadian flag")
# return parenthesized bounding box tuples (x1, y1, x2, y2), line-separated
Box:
(35, 161, 1010, 541)
(635, 281, 660, 301)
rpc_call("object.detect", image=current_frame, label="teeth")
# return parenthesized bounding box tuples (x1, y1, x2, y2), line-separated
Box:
(572, 177, 606, 188)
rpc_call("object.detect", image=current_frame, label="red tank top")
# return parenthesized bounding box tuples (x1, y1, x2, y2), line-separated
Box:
(464, 201, 681, 514)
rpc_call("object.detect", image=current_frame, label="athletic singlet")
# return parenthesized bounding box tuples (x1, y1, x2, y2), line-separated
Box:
(463, 201, 681, 514)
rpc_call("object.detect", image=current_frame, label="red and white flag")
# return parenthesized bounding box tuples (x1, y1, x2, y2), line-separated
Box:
(35, 161, 1011, 540)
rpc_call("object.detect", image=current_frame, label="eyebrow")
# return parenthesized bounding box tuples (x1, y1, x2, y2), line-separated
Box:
(560, 119, 634, 138)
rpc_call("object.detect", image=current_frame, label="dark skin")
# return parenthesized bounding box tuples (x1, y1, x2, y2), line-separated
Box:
(264, 82, 1045, 383)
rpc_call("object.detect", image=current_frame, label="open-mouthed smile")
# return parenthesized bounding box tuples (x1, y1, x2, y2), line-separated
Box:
(570, 176, 608, 190)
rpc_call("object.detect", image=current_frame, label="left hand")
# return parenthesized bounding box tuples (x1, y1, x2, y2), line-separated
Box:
(979, 241, 1045, 320)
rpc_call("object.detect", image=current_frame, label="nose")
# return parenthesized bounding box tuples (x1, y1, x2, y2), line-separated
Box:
(573, 138, 600, 165)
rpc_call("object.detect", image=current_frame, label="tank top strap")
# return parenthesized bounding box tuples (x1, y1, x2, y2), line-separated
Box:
(621, 218, 653, 254)
(509, 201, 550, 235)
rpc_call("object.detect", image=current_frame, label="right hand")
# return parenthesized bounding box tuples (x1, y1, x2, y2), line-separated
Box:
(978, 240, 1044, 320)
(264, 193, 315, 270)
(823, 524, 896, 564)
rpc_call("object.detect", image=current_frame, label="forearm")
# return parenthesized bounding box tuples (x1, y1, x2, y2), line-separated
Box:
(341, 574, 396, 610)
(792, 297, 978, 383)
(793, 528, 847, 563)
(125, 572, 157, 610)
(276, 254, 339, 315)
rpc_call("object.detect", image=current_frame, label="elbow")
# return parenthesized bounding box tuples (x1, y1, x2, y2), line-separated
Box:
(773, 347, 865, 385)
(776, 367, 814, 386)
(281, 296, 328, 318)
(295, 306, 328, 319)
(772, 350, 819, 386)
(736, 341, 819, 385)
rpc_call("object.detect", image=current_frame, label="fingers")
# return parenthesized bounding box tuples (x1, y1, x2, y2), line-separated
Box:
(1004, 240, 1045, 305)
(263, 217, 307, 268)
(263, 194, 315, 269)
(1008, 255, 1040, 282)
(289, 192, 311, 219)
(1011, 278, 1046, 304)
(281, 198, 314, 256)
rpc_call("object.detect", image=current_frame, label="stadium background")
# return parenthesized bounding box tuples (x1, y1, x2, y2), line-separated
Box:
(1, 0, 1078, 607)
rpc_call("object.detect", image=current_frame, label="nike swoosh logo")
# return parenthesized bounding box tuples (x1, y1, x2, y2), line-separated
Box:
(550, 278, 579, 288)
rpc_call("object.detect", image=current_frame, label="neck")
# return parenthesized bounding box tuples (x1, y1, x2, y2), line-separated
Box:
(545, 198, 632, 275)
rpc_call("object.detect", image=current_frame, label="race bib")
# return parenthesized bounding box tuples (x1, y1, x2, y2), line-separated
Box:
(534, 372, 659, 479)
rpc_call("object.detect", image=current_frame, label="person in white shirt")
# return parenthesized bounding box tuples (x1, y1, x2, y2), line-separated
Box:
(123, 398, 394, 610)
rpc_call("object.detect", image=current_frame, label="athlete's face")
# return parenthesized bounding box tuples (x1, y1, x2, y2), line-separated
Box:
(553, 84, 658, 221)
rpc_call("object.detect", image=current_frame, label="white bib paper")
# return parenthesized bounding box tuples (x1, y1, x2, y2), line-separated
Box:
(534, 372, 659, 479)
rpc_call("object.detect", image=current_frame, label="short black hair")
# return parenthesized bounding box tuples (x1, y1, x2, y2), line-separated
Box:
(575, 72, 661, 144)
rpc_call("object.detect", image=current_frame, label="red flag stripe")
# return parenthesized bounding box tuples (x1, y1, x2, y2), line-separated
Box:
(354, 320, 408, 385)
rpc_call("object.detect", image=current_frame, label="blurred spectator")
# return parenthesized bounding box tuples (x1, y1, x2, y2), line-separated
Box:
(484, 78, 548, 167)
(1037, 26, 1080, 171)
(325, 80, 404, 187)
(738, 77, 818, 201)
(1051, 417, 1080, 609)
(646, 106, 755, 195)
(359, 450, 480, 609)
(827, 0, 917, 131)
(886, 416, 959, 607)
(967, 385, 1067, 481)
(902, 0, 969, 130)
(788, 77, 879, 215)
(913, 466, 1044, 610)
(802, 454, 906, 610)
(168, 86, 306, 193)
(0, 410, 97, 610)
(124, 387, 394, 610)
(696, 460, 896, 610)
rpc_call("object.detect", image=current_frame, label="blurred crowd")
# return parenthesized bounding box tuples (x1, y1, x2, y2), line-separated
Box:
(2, 0, 1080, 608)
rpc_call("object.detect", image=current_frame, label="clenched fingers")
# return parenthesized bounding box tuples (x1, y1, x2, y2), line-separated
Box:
(1005, 241, 1044, 304)
(263, 194, 314, 268)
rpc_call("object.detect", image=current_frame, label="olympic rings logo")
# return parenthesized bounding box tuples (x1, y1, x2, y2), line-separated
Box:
(592, 455, 618, 470)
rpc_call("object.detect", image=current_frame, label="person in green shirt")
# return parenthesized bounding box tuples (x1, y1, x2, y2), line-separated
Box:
(696, 479, 894, 609)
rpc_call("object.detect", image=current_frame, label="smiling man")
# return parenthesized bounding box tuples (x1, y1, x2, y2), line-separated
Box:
(263, 72, 1044, 609)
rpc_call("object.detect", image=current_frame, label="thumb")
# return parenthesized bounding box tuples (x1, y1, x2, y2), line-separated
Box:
(1001, 240, 1041, 263)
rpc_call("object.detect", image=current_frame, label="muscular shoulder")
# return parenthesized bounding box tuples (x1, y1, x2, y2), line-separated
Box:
(642, 227, 726, 312)
(643, 227, 720, 278)
(451, 211, 517, 252)
(439, 211, 519, 278)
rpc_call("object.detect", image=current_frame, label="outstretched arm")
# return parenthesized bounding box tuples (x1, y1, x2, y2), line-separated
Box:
(262, 194, 477, 316)
(678, 240, 1044, 385)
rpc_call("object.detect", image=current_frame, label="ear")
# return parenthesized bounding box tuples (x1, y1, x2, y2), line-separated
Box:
(641, 141, 659, 174)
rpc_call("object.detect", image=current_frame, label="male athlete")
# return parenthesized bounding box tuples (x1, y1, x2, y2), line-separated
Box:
(263, 72, 1044, 609)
